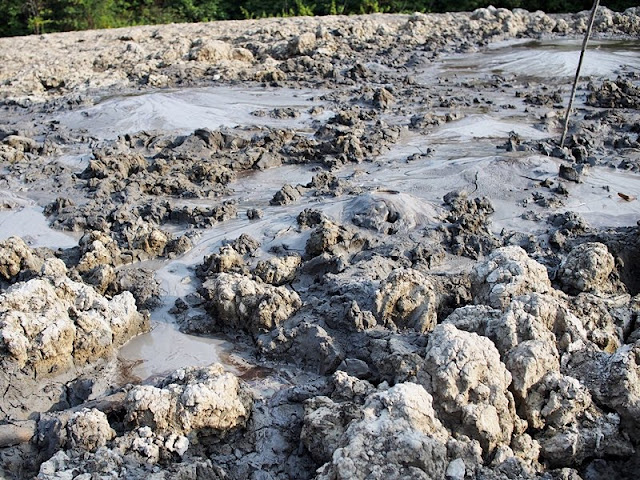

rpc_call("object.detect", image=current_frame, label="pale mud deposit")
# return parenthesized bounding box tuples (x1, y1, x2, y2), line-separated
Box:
(1, 6, 640, 480)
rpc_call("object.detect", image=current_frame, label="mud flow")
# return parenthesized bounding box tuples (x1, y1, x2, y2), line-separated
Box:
(1, 7, 640, 480)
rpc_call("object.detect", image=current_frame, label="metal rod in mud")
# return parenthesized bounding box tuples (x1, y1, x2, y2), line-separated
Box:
(560, 0, 601, 148)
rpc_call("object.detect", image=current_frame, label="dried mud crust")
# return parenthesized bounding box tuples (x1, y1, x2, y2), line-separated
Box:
(1, 6, 640, 480)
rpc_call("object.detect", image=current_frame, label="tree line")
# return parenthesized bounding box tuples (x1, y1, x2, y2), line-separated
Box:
(0, 0, 635, 37)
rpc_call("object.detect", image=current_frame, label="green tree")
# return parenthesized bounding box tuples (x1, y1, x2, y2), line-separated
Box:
(1, 0, 639, 38)
(26, 0, 54, 33)
(165, 0, 223, 22)
(0, 0, 31, 36)
(41, 0, 125, 31)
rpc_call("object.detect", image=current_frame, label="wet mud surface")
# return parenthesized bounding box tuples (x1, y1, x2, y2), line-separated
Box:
(1, 6, 640, 480)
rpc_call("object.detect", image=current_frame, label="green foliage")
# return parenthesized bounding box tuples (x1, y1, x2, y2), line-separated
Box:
(0, 0, 28, 36)
(328, 0, 345, 14)
(47, 0, 121, 31)
(358, 0, 386, 13)
(0, 0, 637, 37)
(167, 0, 224, 22)
(294, 0, 315, 15)
(281, 0, 315, 16)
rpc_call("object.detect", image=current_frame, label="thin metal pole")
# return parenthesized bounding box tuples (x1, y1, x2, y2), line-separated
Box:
(560, 0, 601, 148)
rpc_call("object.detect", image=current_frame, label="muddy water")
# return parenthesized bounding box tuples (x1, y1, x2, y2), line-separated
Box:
(412, 38, 640, 230)
(425, 38, 640, 80)
(58, 87, 331, 140)
(31, 39, 640, 380)
(0, 190, 79, 248)
(117, 260, 234, 381)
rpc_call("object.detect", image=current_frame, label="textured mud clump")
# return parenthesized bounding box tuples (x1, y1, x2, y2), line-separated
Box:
(199, 272, 303, 335)
(1, 6, 640, 480)
(374, 268, 438, 333)
(587, 78, 640, 109)
(0, 236, 45, 284)
(557, 242, 616, 294)
(0, 242, 150, 422)
(470, 246, 552, 309)
(35, 364, 252, 478)
(0, 275, 146, 372)
(311, 382, 449, 480)
(125, 364, 252, 434)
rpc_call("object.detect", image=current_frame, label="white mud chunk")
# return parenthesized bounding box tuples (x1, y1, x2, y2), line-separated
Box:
(505, 340, 560, 402)
(470, 246, 552, 310)
(524, 372, 593, 431)
(305, 219, 358, 258)
(76, 230, 123, 273)
(558, 242, 616, 294)
(0, 236, 44, 282)
(444, 298, 565, 409)
(37, 442, 215, 479)
(288, 32, 317, 56)
(125, 364, 252, 435)
(189, 39, 254, 63)
(199, 244, 247, 277)
(112, 427, 190, 465)
(374, 268, 437, 333)
(123, 222, 169, 258)
(253, 254, 301, 286)
(445, 294, 565, 356)
(313, 382, 448, 480)
(576, 342, 640, 442)
(77, 226, 169, 273)
(420, 324, 518, 456)
(200, 272, 302, 334)
(0, 274, 148, 376)
(35, 366, 250, 477)
(569, 292, 628, 352)
(67, 408, 116, 452)
(37, 365, 252, 479)
(446, 289, 624, 360)
(444, 299, 636, 468)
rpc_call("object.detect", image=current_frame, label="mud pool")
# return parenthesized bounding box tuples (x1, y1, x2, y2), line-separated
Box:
(58, 87, 331, 140)
(2, 8, 640, 480)
(427, 38, 640, 80)
(7, 38, 640, 383)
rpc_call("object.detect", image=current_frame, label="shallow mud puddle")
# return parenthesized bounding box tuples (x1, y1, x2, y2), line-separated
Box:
(425, 38, 640, 80)
(118, 315, 233, 381)
(0, 191, 78, 248)
(58, 86, 330, 140)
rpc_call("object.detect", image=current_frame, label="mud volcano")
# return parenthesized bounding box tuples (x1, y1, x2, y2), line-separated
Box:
(1, 6, 640, 479)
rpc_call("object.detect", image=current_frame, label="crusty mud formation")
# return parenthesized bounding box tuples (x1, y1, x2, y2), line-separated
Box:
(1, 6, 640, 480)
